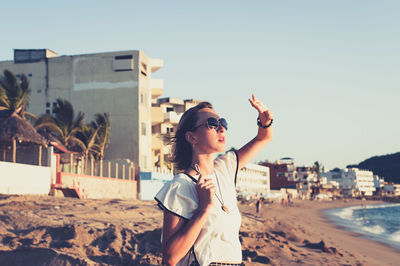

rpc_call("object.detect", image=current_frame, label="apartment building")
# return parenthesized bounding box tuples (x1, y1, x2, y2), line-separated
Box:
(325, 168, 376, 196)
(261, 158, 297, 189)
(151, 97, 202, 171)
(236, 163, 270, 197)
(0, 49, 163, 171)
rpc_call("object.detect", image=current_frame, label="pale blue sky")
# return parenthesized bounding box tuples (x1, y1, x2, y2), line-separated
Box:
(1, 1, 399, 170)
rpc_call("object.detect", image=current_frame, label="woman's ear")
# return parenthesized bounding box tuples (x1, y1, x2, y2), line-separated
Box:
(185, 131, 197, 145)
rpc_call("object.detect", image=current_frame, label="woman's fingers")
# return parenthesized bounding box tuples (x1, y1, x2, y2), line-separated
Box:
(249, 94, 268, 113)
(198, 174, 204, 184)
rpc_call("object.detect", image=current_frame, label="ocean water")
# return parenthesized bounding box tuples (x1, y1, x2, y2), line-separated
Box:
(326, 203, 400, 250)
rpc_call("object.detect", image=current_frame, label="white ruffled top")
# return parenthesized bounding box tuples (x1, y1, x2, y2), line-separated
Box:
(155, 151, 242, 266)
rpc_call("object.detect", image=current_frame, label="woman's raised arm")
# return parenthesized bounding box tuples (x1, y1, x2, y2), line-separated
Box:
(236, 94, 274, 170)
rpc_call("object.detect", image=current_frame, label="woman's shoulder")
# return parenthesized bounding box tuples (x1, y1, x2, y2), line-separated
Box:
(158, 172, 196, 192)
(214, 150, 238, 169)
(173, 172, 196, 185)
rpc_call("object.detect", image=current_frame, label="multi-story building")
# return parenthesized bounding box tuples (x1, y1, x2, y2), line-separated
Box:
(373, 175, 385, 190)
(151, 97, 202, 171)
(236, 163, 270, 197)
(383, 183, 400, 196)
(0, 49, 163, 171)
(324, 168, 376, 196)
(296, 166, 317, 198)
(261, 158, 297, 189)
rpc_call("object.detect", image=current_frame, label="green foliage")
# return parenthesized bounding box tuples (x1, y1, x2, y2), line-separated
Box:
(90, 113, 111, 159)
(35, 98, 85, 152)
(0, 69, 31, 117)
(35, 98, 111, 160)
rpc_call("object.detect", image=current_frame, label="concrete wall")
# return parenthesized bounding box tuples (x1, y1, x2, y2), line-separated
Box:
(0, 50, 163, 172)
(59, 172, 137, 199)
(0, 161, 51, 194)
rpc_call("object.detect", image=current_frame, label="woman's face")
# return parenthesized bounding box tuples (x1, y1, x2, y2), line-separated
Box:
(191, 108, 226, 154)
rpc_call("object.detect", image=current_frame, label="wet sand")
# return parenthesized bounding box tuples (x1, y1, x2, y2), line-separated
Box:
(0, 194, 399, 265)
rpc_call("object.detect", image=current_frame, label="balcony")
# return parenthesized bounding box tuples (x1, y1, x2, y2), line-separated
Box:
(164, 112, 182, 124)
(151, 106, 163, 125)
(151, 79, 164, 100)
(149, 58, 163, 73)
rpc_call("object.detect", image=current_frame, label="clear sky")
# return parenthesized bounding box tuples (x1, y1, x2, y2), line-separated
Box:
(1, 1, 399, 170)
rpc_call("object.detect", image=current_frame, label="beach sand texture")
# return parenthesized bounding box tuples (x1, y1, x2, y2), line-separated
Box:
(0, 194, 399, 265)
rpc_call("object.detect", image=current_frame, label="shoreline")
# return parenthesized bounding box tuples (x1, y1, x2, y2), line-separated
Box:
(1, 195, 400, 265)
(238, 199, 400, 265)
(323, 202, 400, 251)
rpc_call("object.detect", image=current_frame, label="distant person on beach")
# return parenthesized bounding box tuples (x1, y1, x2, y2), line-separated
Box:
(155, 95, 273, 266)
(256, 198, 263, 216)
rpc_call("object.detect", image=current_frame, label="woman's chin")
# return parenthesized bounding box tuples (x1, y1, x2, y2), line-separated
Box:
(217, 144, 226, 152)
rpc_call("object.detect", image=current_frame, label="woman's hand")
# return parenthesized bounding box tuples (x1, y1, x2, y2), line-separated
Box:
(195, 174, 216, 213)
(249, 94, 274, 125)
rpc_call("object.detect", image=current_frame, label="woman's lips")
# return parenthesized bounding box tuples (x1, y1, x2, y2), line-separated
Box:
(218, 136, 225, 143)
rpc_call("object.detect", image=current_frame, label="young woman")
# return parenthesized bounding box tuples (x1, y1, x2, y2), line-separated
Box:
(155, 94, 274, 266)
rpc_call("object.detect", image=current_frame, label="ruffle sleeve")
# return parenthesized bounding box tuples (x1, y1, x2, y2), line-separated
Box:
(214, 150, 239, 185)
(154, 176, 199, 220)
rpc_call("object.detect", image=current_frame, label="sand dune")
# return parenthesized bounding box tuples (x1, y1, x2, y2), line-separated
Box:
(0, 194, 399, 265)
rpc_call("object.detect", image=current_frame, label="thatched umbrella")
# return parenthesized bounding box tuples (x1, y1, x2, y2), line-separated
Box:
(0, 110, 47, 164)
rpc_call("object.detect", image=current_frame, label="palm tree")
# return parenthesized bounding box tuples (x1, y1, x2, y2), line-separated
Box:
(75, 124, 101, 174)
(90, 113, 111, 160)
(0, 69, 45, 163)
(0, 69, 31, 118)
(35, 98, 85, 151)
(89, 113, 110, 176)
(313, 161, 322, 183)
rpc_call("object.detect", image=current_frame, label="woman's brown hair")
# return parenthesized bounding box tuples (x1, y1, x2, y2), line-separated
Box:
(171, 102, 213, 171)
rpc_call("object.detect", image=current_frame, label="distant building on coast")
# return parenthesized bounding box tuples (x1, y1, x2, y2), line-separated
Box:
(324, 167, 376, 196)
(0, 49, 163, 171)
(382, 183, 400, 196)
(236, 163, 270, 198)
(260, 158, 297, 189)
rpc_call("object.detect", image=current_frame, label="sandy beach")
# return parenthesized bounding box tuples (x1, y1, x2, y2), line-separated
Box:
(0, 194, 399, 266)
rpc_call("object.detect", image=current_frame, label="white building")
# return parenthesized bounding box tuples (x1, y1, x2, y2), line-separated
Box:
(324, 168, 376, 196)
(383, 183, 400, 196)
(0, 49, 163, 171)
(236, 163, 270, 197)
(373, 175, 385, 190)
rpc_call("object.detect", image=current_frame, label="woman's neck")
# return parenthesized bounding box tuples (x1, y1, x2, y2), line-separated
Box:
(189, 153, 215, 176)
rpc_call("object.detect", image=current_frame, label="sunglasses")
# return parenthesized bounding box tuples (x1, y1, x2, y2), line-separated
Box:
(192, 117, 228, 131)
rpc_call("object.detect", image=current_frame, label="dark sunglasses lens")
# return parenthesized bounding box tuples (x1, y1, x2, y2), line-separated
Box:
(206, 117, 228, 130)
(207, 117, 220, 129)
(220, 118, 228, 130)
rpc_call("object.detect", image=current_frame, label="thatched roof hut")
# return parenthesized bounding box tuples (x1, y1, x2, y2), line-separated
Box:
(0, 110, 47, 164)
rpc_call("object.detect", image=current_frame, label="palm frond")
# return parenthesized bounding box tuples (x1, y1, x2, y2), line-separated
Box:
(35, 122, 64, 138)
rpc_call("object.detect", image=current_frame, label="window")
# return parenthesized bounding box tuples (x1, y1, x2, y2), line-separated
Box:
(141, 122, 147, 136)
(167, 127, 174, 133)
(46, 102, 50, 107)
(113, 55, 134, 72)
(46, 110, 50, 114)
(37, 89, 42, 93)
(140, 71, 147, 77)
(115, 55, 133, 60)
(141, 62, 147, 71)
(28, 73, 32, 77)
(166, 107, 174, 112)
(140, 94, 144, 104)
